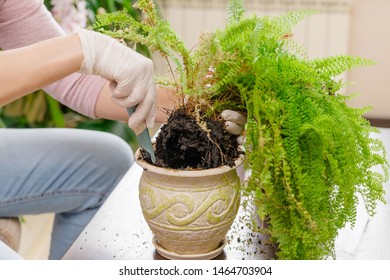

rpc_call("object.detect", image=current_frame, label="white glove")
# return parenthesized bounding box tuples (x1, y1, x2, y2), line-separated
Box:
(76, 29, 156, 134)
(221, 110, 247, 136)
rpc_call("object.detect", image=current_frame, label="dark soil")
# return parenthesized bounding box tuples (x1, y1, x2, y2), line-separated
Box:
(148, 107, 240, 170)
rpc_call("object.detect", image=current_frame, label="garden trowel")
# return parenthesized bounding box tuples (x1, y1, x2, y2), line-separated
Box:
(126, 107, 155, 163)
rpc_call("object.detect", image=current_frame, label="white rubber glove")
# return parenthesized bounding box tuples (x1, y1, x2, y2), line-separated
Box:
(76, 29, 156, 134)
(221, 110, 247, 136)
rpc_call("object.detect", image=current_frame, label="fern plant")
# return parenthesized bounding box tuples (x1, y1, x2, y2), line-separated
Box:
(95, 0, 389, 259)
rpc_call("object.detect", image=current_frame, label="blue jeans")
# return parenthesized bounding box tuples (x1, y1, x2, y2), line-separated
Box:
(0, 128, 133, 259)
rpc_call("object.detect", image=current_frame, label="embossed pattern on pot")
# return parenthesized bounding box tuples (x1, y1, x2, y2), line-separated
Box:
(137, 150, 242, 257)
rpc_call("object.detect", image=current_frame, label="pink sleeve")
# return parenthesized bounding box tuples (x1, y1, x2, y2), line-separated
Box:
(0, 0, 106, 118)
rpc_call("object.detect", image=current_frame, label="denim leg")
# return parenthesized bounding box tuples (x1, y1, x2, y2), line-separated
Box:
(0, 128, 133, 259)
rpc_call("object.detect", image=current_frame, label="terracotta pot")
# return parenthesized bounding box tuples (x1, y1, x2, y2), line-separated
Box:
(135, 148, 243, 259)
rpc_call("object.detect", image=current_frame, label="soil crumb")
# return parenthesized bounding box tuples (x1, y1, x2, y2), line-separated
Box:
(151, 107, 240, 169)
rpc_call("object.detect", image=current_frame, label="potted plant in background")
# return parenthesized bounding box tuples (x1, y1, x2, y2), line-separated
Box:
(95, 0, 389, 260)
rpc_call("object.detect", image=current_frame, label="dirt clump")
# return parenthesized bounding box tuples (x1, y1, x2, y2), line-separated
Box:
(150, 107, 240, 169)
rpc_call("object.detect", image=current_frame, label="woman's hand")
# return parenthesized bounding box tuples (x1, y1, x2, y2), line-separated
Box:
(221, 110, 247, 135)
(76, 29, 156, 134)
(221, 110, 247, 148)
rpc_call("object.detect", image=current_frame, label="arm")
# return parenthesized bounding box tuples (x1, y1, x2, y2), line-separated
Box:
(0, 0, 104, 118)
(1, 1, 156, 132)
(0, 34, 83, 105)
(0, 30, 177, 127)
(95, 83, 178, 124)
(0, 28, 157, 133)
(0, 34, 177, 125)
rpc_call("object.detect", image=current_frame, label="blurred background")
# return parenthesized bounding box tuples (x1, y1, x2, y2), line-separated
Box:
(156, 0, 390, 125)
(4, 0, 389, 259)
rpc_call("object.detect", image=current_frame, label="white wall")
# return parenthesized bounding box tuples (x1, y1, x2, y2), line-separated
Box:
(159, 0, 352, 55)
(155, 0, 352, 75)
(156, 0, 390, 120)
(346, 0, 390, 119)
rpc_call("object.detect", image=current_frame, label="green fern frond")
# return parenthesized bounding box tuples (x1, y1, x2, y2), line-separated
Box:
(312, 55, 376, 78)
(272, 10, 319, 37)
(95, 10, 137, 30)
(281, 39, 309, 59)
(227, 0, 246, 24)
(133, 0, 159, 26)
(95, 11, 150, 45)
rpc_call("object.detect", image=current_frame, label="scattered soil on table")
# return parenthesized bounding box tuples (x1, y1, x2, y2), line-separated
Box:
(148, 107, 240, 169)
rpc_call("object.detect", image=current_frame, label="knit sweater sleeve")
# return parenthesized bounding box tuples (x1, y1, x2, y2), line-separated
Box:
(0, 0, 106, 118)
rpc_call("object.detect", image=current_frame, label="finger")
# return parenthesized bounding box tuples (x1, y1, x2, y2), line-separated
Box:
(111, 94, 146, 134)
(128, 120, 146, 135)
(225, 121, 245, 135)
(221, 110, 247, 125)
(110, 87, 144, 108)
(111, 95, 137, 108)
(112, 83, 141, 100)
(127, 87, 155, 128)
(237, 135, 246, 146)
(108, 81, 117, 93)
(131, 99, 156, 129)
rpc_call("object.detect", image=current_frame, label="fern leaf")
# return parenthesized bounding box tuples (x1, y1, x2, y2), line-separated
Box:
(281, 39, 308, 60)
(227, 0, 245, 24)
(133, 0, 158, 26)
(272, 10, 319, 37)
(312, 55, 376, 78)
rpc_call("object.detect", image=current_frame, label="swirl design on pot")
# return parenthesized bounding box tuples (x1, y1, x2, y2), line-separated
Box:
(140, 185, 239, 227)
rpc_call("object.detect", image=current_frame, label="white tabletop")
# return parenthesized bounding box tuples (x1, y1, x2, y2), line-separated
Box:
(335, 127, 390, 259)
(62, 128, 390, 260)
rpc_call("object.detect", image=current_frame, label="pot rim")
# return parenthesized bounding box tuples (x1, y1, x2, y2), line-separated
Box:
(134, 148, 244, 177)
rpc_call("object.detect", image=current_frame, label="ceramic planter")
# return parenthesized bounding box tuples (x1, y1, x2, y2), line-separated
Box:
(135, 148, 243, 259)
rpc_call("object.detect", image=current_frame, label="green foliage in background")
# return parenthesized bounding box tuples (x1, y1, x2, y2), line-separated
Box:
(94, 0, 389, 259)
